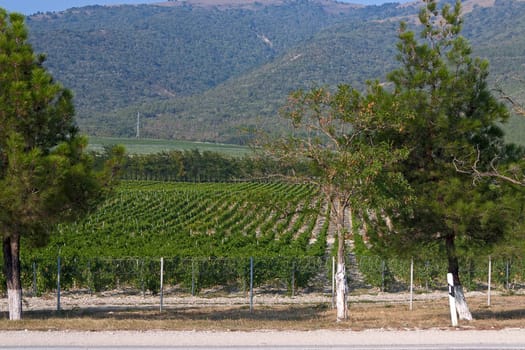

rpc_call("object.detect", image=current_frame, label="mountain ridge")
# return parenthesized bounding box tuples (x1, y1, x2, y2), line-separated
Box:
(25, 0, 525, 144)
(153, 0, 363, 11)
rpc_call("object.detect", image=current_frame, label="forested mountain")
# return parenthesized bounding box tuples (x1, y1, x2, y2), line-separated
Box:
(25, 0, 525, 144)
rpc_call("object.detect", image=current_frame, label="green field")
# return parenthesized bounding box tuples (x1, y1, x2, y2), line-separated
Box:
(87, 136, 252, 157)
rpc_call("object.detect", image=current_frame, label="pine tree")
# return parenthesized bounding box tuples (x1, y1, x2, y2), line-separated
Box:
(0, 9, 124, 320)
(383, 0, 513, 320)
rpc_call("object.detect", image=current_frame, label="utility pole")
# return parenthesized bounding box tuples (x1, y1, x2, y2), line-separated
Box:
(136, 112, 140, 138)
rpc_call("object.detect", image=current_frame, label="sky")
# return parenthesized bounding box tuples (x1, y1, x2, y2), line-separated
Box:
(1, 0, 398, 16)
(1, 0, 160, 15)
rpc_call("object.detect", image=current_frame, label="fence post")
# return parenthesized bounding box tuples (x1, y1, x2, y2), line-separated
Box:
(381, 260, 386, 292)
(424, 261, 429, 291)
(291, 260, 295, 297)
(138, 259, 145, 298)
(160, 257, 164, 312)
(506, 259, 510, 290)
(487, 255, 492, 307)
(32, 261, 37, 297)
(57, 256, 61, 312)
(249, 256, 254, 313)
(191, 258, 196, 296)
(331, 256, 335, 309)
(409, 258, 414, 311)
(87, 260, 93, 295)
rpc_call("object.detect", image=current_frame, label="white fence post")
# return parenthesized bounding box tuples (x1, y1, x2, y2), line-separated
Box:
(191, 258, 196, 296)
(506, 259, 510, 290)
(160, 257, 164, 312)
(409, 258, 414, 311)
(487, 255, 492, 307)
(331, 256, 335, 309)
(381, 260, 385, 292)
(32, 261, 37, 297)
(249, 257, 254, 313)
(57, 256, 61, 312)
(291, 260, 295, 297)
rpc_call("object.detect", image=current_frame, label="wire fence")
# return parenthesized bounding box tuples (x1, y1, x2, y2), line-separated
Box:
(4, 255, 525, 310)
(357, 255, 525, 292)
(15, 256, 329, 298)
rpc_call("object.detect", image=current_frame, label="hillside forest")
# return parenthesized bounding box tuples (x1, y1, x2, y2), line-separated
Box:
(25, 0, 525, 144)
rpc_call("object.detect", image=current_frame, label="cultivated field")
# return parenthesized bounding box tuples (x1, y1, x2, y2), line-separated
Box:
(87, 136, 251, 156)
(14, 181, 525, 302)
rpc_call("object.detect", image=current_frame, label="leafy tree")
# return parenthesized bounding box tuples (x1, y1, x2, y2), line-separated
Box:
(377, 0, 520, 320)
(0, 9, 124, 320)
(258, 84, 410, 321)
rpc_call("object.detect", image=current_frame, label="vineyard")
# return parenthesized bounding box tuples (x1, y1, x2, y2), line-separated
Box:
(36, 181, 329, 258)
(8, 181, 525, 297)
(13, 181, 331, 294)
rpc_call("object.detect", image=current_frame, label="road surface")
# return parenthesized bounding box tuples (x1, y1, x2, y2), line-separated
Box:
(1, 329, 525, 349)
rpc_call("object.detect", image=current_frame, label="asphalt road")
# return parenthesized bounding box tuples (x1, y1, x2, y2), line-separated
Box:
(1, 346, 525, 350)
(1, 330, 525, 349)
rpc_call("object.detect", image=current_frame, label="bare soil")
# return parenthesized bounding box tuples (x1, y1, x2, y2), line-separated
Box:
(1, 289, 525, 331)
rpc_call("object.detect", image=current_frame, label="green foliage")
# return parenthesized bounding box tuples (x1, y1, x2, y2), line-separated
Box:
(273, 83, 411, 210)
(26, 1, 368, 140)
(369, 0, 524, 286)
(25, 181, 325, 259)
(91, 147, 305, 182)
(261, 74, 413, 321)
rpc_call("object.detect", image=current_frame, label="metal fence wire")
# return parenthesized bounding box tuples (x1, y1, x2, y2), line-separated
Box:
(5, 255, 525, 300)
(14, 256, 329, 297)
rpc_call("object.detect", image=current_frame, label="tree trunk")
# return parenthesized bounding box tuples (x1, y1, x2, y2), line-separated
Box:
(334, 198, 348, 321)
(335, 229, 348, 321)
(3, 233, 23, 320)
(446, 235, 472, 321)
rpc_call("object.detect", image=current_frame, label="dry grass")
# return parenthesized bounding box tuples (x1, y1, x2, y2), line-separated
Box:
(1, 294, 525, 331)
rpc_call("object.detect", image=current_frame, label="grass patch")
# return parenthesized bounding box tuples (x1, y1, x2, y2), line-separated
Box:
(87, 136, 251, 156)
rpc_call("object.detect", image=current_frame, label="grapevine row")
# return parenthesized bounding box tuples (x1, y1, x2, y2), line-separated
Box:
(30, 181, 326, 259)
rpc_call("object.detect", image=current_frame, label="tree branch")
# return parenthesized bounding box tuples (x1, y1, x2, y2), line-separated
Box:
(453, 146, 524, 186)
(494, 79, 525, 117)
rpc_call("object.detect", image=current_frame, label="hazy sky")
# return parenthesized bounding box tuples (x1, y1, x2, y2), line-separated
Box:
(1, 0, 402, 16)
(1, 0, 159, 15)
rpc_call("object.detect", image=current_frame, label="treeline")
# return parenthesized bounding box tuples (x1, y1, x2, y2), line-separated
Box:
(95, 149, 303, 182)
